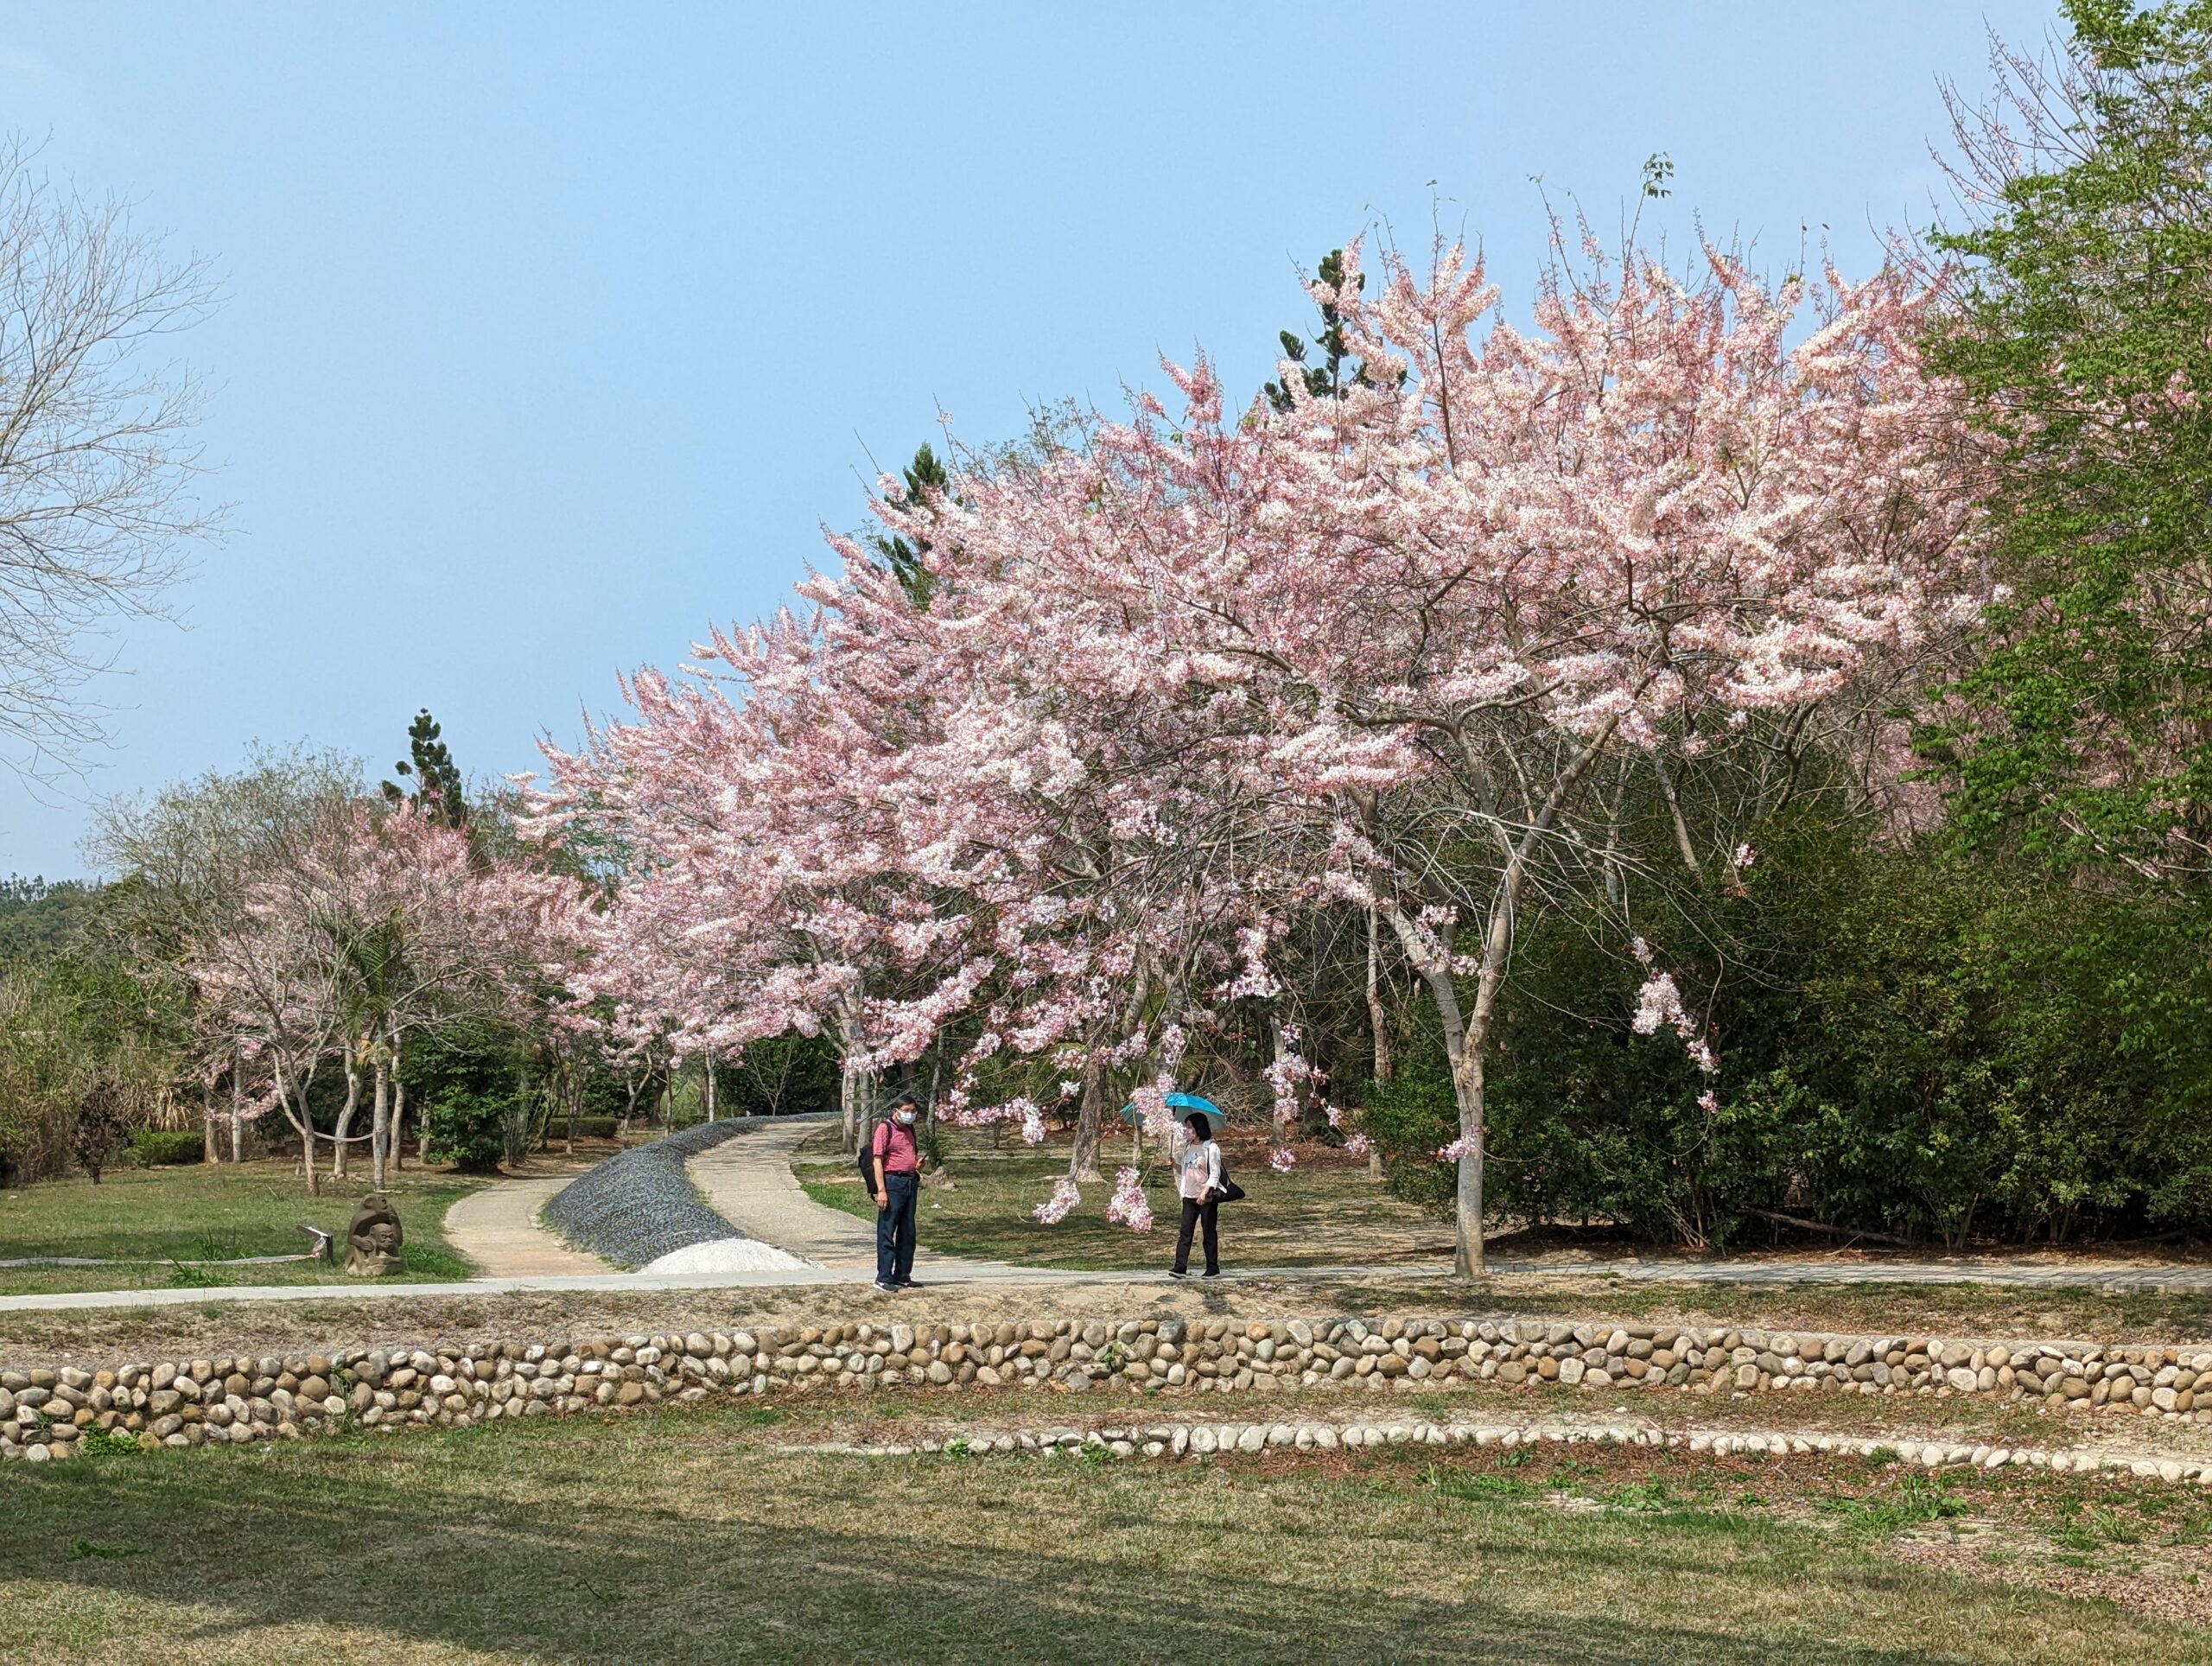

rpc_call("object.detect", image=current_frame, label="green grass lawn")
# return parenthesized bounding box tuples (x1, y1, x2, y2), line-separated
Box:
(0, 1161, 485, 1296)
(1, 1399, 2206, 1663)
(799, 1124, 1448, 1271)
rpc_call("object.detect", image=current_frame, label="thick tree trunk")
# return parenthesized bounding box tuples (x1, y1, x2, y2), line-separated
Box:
(1398, 949, 1486, 1277)
(1385, 873, 1519, 1276)
(1652, 753, 1704, 880)
(1067, 1055, 1107, 1183)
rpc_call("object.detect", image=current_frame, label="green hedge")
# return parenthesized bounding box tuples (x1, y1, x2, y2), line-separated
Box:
(127, 1129, 203, 1167)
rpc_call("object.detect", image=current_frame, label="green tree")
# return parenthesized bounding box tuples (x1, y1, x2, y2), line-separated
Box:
(1263, 249, 1368, 411)
(1930, 0, 2212, 878)
(871, 442, 950, 609)
(383, 709, 467, 829)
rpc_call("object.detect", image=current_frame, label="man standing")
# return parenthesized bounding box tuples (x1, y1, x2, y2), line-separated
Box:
(869, 1092, 923, 1293)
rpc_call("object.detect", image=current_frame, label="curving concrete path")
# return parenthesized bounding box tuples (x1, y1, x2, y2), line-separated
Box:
(686, 1111, 1033, 1281)
(443, 1173, 612, 1276)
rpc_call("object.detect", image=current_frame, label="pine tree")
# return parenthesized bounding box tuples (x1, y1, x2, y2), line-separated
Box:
(1264, 249, 1368, 411)
(382, 709, 467, 829)
(872, 442, 950, 609)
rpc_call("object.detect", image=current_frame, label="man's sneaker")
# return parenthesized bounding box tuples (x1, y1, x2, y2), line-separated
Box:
(898, 1280, 922, 1290)
(873, 1280, 899, 1293)
(1169, 1269, 1189, 1280)
(1200, 1269, 1223, 1279)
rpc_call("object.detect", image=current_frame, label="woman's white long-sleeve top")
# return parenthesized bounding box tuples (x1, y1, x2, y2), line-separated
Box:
(1170, 1131, 1221, 1201)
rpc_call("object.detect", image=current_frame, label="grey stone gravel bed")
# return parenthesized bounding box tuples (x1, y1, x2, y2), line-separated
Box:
(541, 1122, 759, 1269)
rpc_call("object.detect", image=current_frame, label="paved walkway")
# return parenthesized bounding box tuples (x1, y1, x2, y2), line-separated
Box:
(442, 1172, 611, 1276)
(686, 1111, 1034, 1281)
(686, 1114, 877, 1269)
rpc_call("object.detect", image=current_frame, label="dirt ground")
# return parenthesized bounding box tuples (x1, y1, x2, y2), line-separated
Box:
(7, 1270, 2212, 1397)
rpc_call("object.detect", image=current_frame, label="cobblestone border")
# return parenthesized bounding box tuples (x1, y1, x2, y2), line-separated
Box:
(7, 1312, 2209, 1467)
(786, 1417, 2212, 1485)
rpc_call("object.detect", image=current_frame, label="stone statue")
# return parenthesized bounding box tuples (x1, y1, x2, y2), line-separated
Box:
(345, 1193, 404, 1276)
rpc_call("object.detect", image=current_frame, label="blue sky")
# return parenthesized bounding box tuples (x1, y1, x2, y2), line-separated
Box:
(1, 1, 2060, 878)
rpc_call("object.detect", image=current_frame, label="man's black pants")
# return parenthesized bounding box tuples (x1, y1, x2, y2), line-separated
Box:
(877, 1170, 918, 1285)
(1173, 1196, 1218, 1275)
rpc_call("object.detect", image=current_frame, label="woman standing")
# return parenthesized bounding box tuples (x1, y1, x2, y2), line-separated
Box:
(1169, 1111, 1223, 1280)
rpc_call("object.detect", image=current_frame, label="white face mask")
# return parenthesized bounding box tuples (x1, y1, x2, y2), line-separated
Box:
(895, 1109, 916, 1126)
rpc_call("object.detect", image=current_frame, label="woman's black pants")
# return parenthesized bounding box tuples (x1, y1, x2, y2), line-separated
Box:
(1174, 1196, 1218, 1275)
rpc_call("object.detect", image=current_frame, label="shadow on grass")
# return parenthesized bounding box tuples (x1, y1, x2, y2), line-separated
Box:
(0, 1412, 2177, 1665)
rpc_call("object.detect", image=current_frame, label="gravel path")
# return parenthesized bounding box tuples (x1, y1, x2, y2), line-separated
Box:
(443, 1173, 611, 1276)
(541, 1122, 759, 1269)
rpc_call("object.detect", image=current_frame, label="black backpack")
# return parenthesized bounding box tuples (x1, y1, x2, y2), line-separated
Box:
(856, 1120, 884, 1189)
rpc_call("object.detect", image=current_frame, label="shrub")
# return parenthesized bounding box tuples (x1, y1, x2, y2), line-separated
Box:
(1369, 808, 2212, 1249)
(424, 1085, 511, 1174)
(70, 1078, 128, 1183)
(128, 1128, 202, 1167)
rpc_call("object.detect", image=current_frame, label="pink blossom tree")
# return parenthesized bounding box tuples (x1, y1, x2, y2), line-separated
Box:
(190, 796, 590, 1192)
(856, 233, 1982, 1271)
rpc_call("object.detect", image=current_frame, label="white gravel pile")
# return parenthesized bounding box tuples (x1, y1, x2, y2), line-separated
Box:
(640, 1237, 809, 1275)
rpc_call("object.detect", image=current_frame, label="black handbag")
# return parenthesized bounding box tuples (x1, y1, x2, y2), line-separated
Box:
(1210, 1150, 1247, 1204)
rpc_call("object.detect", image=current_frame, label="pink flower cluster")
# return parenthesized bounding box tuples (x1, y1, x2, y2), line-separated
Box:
(1033, 1178, 1081, 1224)
(1104, 1167, 1154, 1232)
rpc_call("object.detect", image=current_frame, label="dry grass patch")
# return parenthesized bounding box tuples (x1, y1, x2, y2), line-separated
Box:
(3, 1402, 2210, 1663)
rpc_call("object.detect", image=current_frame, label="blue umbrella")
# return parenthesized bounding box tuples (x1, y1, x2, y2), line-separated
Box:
(1118, 1091, 1224, 1132)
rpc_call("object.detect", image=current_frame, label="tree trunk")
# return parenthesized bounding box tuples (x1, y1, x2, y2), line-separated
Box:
(1364, 908, 1389, 1180)
(1651, 752, 1705, 881)
(836, 1006, 870, 1154)
(1067, 1054, 1107, 1183)
(231, 1046, 245, 1165)
(1408, 718, 1620, 1275)
(1365, 906, 1393, 1090)
(389, 1028, 406, 1172)
(333, 1049, 361, 1180)
(704, 1048, 716, 1123)
(838, 1050, 873, 1156)
(370, 1052, 389, 1192)
(277, 1056, 318, 1199)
